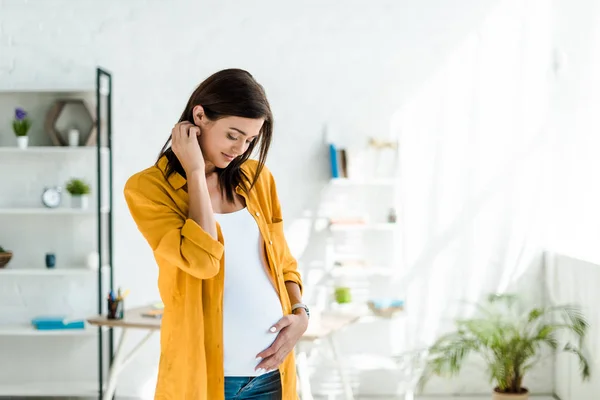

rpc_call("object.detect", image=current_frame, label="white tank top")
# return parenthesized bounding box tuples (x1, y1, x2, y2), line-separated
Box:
(214, 207, 284, 377)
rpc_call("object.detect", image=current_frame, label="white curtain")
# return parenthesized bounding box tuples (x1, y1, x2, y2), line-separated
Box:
(391, 0, 556, 393)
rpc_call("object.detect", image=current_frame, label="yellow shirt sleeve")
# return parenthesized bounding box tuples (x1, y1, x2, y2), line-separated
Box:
(124, 176, 224, 280)
(266, 169, 303, 294)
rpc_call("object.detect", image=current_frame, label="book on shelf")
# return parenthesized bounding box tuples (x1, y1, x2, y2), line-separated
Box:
(328, 143, 348, 179)
(328, 217, 367, 226)
(31, 316, 85, 330)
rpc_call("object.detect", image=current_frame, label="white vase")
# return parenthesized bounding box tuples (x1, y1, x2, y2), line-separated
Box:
(68, 129, 80, 147)
(17, 136, 28, 149)
(71, 195, 89, 209)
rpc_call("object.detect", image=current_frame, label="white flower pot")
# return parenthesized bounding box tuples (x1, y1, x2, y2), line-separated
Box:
(71, 195, 89, 209)
(17, 136, 28, 149)
(68, 129, 80, 147)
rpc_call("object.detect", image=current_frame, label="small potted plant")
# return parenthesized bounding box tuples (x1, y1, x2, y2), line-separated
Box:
(418, 293, 590, 399)
(334, 286, 352, 304)
(65, 178, 91, 209)
(12, 107, 32, 149)
(0, 246, 13, 268)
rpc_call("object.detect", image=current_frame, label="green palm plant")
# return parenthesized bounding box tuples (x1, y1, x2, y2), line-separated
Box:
(418, 293, 590, 396)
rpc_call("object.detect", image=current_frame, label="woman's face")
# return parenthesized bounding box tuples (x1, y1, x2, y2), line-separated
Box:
(192, 105, 264, 170)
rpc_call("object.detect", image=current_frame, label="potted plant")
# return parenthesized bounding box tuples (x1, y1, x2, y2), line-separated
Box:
(65, 178, 91, 209)
(334, 286, 352, 304)
(0, 245, 13, 268)
(418, 293, 590, 399)
(12, 107, 32, 149)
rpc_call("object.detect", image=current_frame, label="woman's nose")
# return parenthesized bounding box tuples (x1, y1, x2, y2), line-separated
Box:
(231, 142, 244, 155)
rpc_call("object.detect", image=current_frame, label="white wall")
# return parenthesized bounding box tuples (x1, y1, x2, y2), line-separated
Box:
(547, 253, 600, 400)
(5, 0, 595, 398)
(546, 0, 600, 269)
(545, 1, 600, 399)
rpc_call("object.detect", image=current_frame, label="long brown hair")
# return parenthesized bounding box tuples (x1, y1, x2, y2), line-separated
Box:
(157, 68, 273, 203)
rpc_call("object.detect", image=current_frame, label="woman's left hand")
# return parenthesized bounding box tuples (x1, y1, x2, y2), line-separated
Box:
(255, 312, 309, 373)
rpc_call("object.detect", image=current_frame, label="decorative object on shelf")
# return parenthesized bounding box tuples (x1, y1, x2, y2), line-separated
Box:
(107, 288, 129, 320)
(68, 128, 80, 147)
(387, 207, 397, 223)
(45, 253, 56, 269)
(367, 299, 404, 318)
(86, 251, 100, 270)
(41, 186, 62, 208)
(418, 293, 590, 400)
(12, 107, 32, 149)
(44, 99, 97, 146)
(334, 286, 352, 304)
(0, 246, 13, 268)
(367, 136, 398, 178)
(65, 178, 91, 209)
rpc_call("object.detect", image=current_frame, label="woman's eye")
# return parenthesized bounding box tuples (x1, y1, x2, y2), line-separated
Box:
(227, 133, 238, 141)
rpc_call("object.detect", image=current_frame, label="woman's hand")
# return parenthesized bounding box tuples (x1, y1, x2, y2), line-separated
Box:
(171, 122, 205, 175)
(255, 312, 309, 373)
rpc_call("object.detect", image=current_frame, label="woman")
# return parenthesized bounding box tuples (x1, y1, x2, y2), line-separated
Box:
(124, 69, 308, 400)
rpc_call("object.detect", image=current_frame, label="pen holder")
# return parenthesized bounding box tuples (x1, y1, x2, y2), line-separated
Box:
(107, 298, 124, 320)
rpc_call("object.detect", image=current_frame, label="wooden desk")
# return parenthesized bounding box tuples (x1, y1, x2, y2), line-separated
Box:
(88, 306, 360, 400)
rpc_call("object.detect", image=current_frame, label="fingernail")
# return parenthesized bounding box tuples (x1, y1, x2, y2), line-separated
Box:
(255, 357, 262, 362)
(269, 327, 276, 332)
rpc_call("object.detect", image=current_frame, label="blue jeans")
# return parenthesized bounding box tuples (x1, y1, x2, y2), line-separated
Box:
(224, 370, 282, 399)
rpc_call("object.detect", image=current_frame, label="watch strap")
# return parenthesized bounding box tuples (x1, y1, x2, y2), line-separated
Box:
(291, 303, 310, 318)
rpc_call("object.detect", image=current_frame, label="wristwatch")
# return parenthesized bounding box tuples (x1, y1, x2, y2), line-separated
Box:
(291, 303, 310, 319)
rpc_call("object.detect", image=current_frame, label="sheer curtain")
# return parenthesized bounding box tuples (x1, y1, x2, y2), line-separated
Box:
(390, 0, 556, 393)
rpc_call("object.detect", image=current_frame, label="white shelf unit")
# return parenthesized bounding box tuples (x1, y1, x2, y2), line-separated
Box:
(305, 172, 408, 397)
(319, 177, 405, 304)
(0, 68, 114, 398)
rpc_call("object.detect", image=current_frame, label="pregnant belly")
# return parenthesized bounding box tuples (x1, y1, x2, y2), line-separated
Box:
(223, 295, 283, 377)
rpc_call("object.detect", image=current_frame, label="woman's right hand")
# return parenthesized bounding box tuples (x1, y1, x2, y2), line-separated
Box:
(171, 122, 205, 175)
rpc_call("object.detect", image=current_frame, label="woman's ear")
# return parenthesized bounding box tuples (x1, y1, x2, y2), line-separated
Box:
(192, 105, 205, 126)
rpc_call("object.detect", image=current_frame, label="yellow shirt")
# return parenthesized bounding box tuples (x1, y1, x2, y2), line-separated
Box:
(123, 156, 302, 400)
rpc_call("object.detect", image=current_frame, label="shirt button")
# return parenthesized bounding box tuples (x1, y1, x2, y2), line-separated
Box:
(269, 240, 273, 245)
(256, 212, 260, 216)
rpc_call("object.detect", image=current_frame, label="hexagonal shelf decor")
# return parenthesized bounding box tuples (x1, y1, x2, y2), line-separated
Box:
(44, 99, 97, 146)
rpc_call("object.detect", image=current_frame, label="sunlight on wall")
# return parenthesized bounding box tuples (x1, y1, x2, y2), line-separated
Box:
(390, 0, 554, 362)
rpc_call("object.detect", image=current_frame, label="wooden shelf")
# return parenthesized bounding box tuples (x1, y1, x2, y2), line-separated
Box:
(0, 207, 109, 215)
(0, 266, 109, 276)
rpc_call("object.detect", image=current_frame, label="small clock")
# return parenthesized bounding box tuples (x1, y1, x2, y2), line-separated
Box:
(41, 186, 62, 208)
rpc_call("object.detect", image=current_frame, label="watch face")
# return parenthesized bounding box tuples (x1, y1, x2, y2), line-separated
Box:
(42, 187, 61, 208)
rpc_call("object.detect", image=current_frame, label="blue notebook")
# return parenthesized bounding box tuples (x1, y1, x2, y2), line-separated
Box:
(31, 316, 85, 330)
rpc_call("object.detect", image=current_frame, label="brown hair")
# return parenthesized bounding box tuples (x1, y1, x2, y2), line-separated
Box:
(157, 68, 273, 203)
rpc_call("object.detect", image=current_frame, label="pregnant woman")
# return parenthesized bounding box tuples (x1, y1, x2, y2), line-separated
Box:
(124, 68, 309, 399)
